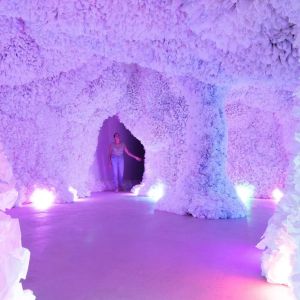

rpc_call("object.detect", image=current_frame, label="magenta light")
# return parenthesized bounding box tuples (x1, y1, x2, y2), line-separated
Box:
(30, 188, 55, 210)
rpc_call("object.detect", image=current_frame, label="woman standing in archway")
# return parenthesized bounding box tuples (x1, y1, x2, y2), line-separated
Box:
(109, 132, 142, 192)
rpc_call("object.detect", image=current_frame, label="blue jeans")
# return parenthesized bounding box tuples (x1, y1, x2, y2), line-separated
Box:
(111, 155, 124, 189)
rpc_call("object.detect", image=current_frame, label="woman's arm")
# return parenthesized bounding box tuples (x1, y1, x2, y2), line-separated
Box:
(109, 144, 112, 166)
(124, 145, 142, 161)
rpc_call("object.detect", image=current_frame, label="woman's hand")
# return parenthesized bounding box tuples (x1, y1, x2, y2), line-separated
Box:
(125, 145, 142, 162)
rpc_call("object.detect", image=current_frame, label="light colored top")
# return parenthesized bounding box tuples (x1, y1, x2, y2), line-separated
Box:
(111, 142, 125, 157)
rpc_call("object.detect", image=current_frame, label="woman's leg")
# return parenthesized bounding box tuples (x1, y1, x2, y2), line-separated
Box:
(111, 157, 119, 191)
(118, 156, 124, 190)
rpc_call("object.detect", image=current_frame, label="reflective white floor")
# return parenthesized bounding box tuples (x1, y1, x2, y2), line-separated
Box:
(9, 193, 293, 300)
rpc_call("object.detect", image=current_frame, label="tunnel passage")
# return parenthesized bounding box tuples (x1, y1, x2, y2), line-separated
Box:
(92, 115, 145, 192)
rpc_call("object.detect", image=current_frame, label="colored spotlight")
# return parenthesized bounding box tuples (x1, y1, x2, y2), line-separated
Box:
(235, 183, 255, 208)
(30, 188, 55, 210)
(272, 188, 284, 204)
(147, 182, 165, 202)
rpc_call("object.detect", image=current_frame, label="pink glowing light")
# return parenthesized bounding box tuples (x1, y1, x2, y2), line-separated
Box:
(272, 188, 284, 204)
(147, 182, 165, 202)
(30, 188, 55, 210)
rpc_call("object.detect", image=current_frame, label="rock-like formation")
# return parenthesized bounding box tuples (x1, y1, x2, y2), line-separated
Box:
(0, 0, 300, 296)
(0, 143, 34, 300)
(0, 1, 299, 87)
(1, 0, 299, 217)
(226, 85, 295, 197)
(0, 61, 246, 218)
(256, 2, 300, 298)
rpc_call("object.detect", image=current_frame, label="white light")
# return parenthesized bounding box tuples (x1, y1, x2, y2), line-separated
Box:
(147, 182, 165, 202)
(30, 188, 55, 210)
(264, 245, 293, 286)
(272, 188, 284, 204)
(68, 186, 79, 202)
(131, 185, 141, 196)
(235, 183, 255, 207)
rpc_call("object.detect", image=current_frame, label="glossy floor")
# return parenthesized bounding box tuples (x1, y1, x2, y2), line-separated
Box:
(9, 193, 293, 300)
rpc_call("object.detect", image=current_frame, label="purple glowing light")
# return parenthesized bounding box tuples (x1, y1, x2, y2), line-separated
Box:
(30, 188, 55, 210)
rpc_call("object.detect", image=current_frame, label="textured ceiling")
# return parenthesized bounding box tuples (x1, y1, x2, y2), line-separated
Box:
(0, 0, 299, 88)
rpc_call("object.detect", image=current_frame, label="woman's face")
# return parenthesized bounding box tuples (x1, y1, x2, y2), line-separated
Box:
(114, 134, 120, 143)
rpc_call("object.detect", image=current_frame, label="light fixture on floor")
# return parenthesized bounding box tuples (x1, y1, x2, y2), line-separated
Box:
(235, 182, 255, 208)
(271, 188, 284, 204)
(147, 182, 165, 202)
(131, 184, 142, 196)
(30, 188, 55, 210)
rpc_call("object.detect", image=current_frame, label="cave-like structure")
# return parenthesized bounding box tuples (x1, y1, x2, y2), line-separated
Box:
(0, 0, 300, 298)
(257, 80, 300, 296)
(0, 61, 246, 218)
(1, 0, 299, 216)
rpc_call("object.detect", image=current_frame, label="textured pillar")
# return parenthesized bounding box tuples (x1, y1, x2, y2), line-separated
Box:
(257, 100, 300, 298)
(156, 79, 246, 218)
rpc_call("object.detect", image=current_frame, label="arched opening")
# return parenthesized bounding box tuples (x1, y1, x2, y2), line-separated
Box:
(89, 115, 145, 192)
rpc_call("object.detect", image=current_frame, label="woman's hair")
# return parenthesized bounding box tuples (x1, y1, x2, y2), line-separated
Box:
(113, 132, 120, 138)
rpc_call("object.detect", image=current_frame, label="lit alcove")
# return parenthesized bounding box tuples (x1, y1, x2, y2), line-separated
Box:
(89, 115, 145, 192)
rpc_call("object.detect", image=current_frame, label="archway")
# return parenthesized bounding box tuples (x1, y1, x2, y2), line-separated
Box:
(0, 60, 246, 219)
(89, 115, 145, 192)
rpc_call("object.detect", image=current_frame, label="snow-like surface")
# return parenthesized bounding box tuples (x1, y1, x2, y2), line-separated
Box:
(0, 0, 300, 297)
(257, 93, 300, 299)
(0, 143, 35, 300)
(8, 194, 293, 300)
(226, 85, 296, 197)
(0, 212, 34, 300)
(0, 1, 299, 87)
(0, 62, 246, 219)
(255, 8, 300, 299)
(0, 0, 299, 216)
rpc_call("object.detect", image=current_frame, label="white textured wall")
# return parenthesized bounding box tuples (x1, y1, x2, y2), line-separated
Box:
(0, 0, 299, 298)
(0, 0, 299, 87)
(255, 2, 300, 298)
(0, 61, 245, 218)
(0, 0, 299, 216)
(226, 85, 295, 197)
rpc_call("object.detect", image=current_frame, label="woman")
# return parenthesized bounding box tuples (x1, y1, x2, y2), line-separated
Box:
(109, 132, 142, 192)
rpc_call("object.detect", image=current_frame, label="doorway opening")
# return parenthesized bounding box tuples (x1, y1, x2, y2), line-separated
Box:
(91, 115, 145, 192)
